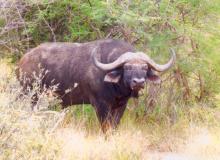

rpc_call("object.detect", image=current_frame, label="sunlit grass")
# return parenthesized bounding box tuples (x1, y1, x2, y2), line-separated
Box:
(0, 60, 220, 160)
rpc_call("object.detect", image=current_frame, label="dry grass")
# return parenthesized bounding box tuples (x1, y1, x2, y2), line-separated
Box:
(0, 60, 220, 160)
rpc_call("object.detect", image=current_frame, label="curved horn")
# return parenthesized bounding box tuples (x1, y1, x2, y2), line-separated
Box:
(92, 47, 141, 71)
(92, 47, 176, 72)
(137, 48, 176, 72)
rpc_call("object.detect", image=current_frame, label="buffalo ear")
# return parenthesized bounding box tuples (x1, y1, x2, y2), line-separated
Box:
(104, 70, 121, 83)
(147, 69, 161, 84)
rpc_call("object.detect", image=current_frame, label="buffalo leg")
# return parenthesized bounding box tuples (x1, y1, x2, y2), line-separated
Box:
(90, 96, 127, 133)
(89, 97, 112, 133)
(110, 105, 127, 129)
(95, 103, 112, 133)
(99, 105, 126, 132)
(95, 105, 127, 133)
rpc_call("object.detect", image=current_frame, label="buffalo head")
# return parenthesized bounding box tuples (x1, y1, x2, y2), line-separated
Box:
(92, 48, 176, 95)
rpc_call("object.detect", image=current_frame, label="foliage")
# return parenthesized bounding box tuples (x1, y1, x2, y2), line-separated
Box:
(0, 0, 219, 106)
(0, 1, 220, 158)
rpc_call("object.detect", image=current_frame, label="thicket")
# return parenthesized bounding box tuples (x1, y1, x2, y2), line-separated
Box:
(0, 0, 220, 121)
(1, 1, 220, 159)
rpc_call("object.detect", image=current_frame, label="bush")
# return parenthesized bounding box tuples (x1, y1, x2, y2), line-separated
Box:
(0, 0, 219, 106)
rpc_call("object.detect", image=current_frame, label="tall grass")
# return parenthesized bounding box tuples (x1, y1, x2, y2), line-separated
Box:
(1, 60, 220, 160)
(0, 0, 220, 159)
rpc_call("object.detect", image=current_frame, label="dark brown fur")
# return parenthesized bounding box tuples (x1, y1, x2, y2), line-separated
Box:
(17, 39, 139, 132)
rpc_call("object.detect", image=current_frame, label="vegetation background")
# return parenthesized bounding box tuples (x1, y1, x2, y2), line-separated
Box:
(0, 0, 220, 159)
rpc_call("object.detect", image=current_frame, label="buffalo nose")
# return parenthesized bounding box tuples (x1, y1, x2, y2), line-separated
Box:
(132, 78, 145, 86)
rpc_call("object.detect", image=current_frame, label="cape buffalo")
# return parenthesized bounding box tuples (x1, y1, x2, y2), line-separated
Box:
(17, 39, 175, 133)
